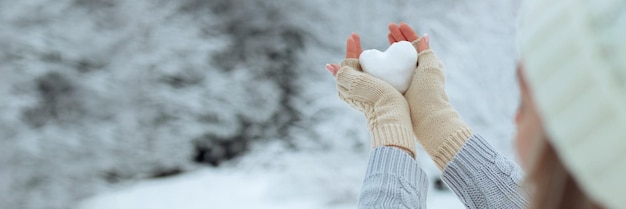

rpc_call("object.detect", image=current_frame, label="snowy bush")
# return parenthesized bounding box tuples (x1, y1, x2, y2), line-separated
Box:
(0, 0, 312, 208)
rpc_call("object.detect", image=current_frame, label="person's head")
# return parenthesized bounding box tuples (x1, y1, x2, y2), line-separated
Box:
(515, 0, 626, 208)
(515, 64, 601, 209)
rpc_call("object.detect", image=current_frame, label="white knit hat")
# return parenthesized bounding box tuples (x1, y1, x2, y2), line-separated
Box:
(519, 0, 626, 208)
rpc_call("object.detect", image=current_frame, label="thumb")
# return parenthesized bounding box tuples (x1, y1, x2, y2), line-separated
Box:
(417, 34, 430, 53)
(325, 64, 341, 76)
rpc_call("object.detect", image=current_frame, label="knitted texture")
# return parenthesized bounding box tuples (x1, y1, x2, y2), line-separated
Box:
(442, 134, 529, 209)
(337, 59, 417, 157)
(519, 1, 626, 208)
(358, 135, 529, 209)
(358, 147, 428, 209)
(403, 46, 472, 169)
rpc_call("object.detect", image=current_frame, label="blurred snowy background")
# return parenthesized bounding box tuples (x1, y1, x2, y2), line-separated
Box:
(0, 0, 521, 208)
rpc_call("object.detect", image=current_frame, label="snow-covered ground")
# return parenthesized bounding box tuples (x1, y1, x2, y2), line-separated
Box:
(77, 157, 464, 209)
(1, 0, 521, 208)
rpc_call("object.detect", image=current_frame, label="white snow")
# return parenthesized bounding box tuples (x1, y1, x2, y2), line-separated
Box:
(77, 171, 464, 209)
(77, 141, 465, 209)
(360, 41, 418, 93)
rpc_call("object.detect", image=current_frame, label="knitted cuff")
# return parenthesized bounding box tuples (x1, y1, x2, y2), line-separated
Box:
(370, 124, 417, 158)
(432, 127, 473, 170)
(411, 37, 425, 52)
(417, 49, 441, 68)
(340, 58, 361, 70)
(442, 134, 529, 208)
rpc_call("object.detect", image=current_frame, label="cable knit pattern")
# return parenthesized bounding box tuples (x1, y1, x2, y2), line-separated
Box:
(359, 135, 529, 209)
(337, 59, 417, 157)
(404, 46, 472, 170)
(358, 147, 428, 209)
(442, 134, 529, 209)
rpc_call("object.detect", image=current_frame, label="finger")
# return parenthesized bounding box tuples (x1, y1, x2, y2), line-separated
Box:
(417, 34, 430, 52)
(325, 64, 340, 76)
(388, 23, 406, 41)
(388, 33, 396, 44)
(345, 37, 358, 59)
(399, 23, 419, 42)
(330, 64, 340, 76)
(352, 33, 362, 56)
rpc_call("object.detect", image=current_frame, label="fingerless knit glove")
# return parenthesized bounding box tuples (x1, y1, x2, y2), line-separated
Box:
(337, 59, 417, 158)
(404, 44, 472, 169)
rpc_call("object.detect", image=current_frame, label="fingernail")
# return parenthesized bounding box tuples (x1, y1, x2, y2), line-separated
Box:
(424, 33, 429, 44)
(325, 64, 334, 74)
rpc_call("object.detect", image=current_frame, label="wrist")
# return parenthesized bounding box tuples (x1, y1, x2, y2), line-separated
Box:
(367, 99, 417, 158)
(388, 145, 415, 158)
(370, 123, 417, 158)
(414, 114, 472, 169)
(430, 126, 472, 170)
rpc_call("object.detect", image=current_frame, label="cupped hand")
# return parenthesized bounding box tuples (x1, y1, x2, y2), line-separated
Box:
(388, 22, 429, 53)
(325, 31, 417, 158)
(393, 23, 473, 169)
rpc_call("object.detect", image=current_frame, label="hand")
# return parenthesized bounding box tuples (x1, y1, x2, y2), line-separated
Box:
(387, 22, 429, 53)
(325, 33, 362, 76)
(325, 32, 417, 158)
(389, 23, 473, 169)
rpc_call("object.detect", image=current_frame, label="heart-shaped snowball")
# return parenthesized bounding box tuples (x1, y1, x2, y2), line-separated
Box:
(359, 41, 417, 93)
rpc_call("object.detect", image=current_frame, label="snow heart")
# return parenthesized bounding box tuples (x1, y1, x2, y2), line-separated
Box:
(359, 41, 417, 94)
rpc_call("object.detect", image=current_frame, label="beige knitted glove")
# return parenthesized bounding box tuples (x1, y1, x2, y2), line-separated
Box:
(337, 58, 417, 158)
(405, 42, 472, 169)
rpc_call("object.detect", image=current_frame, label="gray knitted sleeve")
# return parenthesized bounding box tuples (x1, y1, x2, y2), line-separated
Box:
(358, 147, 428, 209)
(442, 134, 530, 209)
